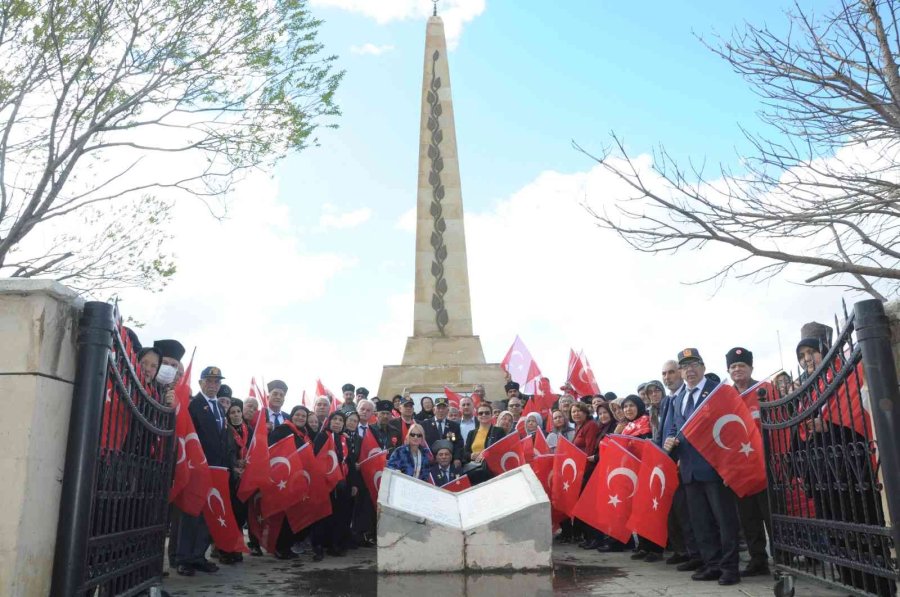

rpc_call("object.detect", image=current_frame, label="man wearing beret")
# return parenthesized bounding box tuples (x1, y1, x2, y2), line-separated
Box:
(355, 387, 369, 405)
(664, 349, 741, 586)
(177, 366, 229, 576)
(726, 347, 771, 578)
(266, 380, 289, 429)
(430, 440, 461, 486)
(424, 396, 463, 468)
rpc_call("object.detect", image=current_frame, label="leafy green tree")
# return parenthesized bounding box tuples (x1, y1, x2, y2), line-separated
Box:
(0, 0, 343, 293)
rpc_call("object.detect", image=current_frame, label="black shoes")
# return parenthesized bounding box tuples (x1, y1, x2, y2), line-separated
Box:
(718, 571, 741, 585)
(676, 558, 704, 571)
(596, 542, 623, 553)
(248, 545, 263, 557)
(666, 553, 689, 565)
(193, 561, 219, 573)
(691, 567, 722, 581)
(175, 565, 194, 577)
(740, 560, 770, 577)
(580, 539, 601, 550)
(274, 550, 298, 560)
(644, 552, 662, 563)
(630, 550, 648, 560)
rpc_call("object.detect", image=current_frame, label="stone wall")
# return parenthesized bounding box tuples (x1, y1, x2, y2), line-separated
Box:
(0, 280, 82, 597)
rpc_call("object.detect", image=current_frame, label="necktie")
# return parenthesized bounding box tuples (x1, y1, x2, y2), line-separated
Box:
(685, 388, 697, 416)
(439, 421, 444, 435)
(210, 401, 222, 429)
(359, 426, 366, 438)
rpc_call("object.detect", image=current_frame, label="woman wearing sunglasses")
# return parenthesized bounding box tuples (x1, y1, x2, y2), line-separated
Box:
(386, 422, 433, 482)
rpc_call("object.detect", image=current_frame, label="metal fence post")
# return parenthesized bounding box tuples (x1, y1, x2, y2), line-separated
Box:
(50, 302, 115, 597)
(854, 298, 900, 555)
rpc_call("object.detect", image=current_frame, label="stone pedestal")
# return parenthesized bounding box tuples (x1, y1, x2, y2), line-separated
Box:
(376, 466, 551, 573)
(0, 280, 82, 596)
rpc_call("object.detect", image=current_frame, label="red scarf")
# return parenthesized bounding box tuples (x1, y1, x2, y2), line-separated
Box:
(337, 432, 349, 477)
(230, 423, 249, 459)
(622, 414, 651, 437)
(284, 421, 308, 444)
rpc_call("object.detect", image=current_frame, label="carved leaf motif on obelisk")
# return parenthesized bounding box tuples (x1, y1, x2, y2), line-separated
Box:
(427, 49, 449, 335)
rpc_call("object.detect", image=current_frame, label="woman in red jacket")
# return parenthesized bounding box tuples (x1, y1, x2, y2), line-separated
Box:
(570, 401, 602, 549)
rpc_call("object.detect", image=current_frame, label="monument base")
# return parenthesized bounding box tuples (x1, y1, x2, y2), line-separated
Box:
(378, 361, 507, 405)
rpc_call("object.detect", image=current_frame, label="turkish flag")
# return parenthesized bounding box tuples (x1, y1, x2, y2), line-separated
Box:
(551, 436, 587, 517)
(360, 428, 382, 461)
(531, 377, 557, 428)
(247, 493, 282, 555)
(680, 383, 766, 497)
(530, 454, 554, 497)
(203, 466, 249, 553)
(237, 378, 270, 502)
(444, 386, 463, 409)
(567, 349, 601, 398)
(627, 440, 678, 546)
(316, 433, 345, 490)
(260, 436, 308, 518)
(359, 450, 388, 507)
(441, 475, 472, 493)
(481, 431, 526, 475)
(171, 358, 212, 516)
(573, 437, 641, 542)
(500, 335, 542, 394)
(520, 435, 535, 463)
(533, 429, 550, 457)
(168, 357, 194, 503)
(286, 444, 332, 532)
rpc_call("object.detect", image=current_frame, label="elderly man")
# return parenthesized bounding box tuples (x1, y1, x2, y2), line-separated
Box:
(340, 383, 355, 409)
(313, 396, 330, 423)
(373, 400, 401, 452)
(423, 396, 463, 467)
(355, 387, 370, 404)
(266, 380, 289, 428)
(726, 347, 771, 578)
(176, 366, 229, 576)
(664, 350, 740, 586)
(388, 396, 417, 442)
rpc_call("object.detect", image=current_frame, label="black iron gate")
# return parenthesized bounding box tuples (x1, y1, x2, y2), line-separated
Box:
(760, 299, 900, 597)
(51, 302, 176, 596)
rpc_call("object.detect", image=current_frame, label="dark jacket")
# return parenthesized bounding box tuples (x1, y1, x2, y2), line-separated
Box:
(268, 423, 309, 449)
(430, 462, 463, 487)
(666, 377, 720, 483)
(463, 425, 506, 463)
(371, 423, 402, 453)
(188, 393, 229, 467)
(423, 417, 464, 461)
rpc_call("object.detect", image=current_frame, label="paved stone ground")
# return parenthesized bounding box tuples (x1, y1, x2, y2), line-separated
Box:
(163, 542, 851, 596)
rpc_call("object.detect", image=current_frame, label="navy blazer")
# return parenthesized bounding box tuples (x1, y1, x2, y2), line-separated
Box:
(665, 378, 721, 483)
(430, 462, 462, 487)
(188, 393, 229, 468)
(423, 417, 464, 462)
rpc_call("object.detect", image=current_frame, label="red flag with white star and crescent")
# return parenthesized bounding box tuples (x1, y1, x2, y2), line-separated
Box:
(441, 475, 472, 493)
(627, 440, 679, 546)
(237, 378, 270, 502)
(203, 466, 249, 553)
(680, 383, 766, 497)
(359, 450, 388, 507)
(550, 436, 587, 517)
(259, 435, 307, 518)
(481, 430, 526, 476)
(573, 437, 641, 542)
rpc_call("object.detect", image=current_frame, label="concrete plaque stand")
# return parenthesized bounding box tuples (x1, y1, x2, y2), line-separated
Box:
(378, 15, 506, 401)
(376, 467, 552, 573)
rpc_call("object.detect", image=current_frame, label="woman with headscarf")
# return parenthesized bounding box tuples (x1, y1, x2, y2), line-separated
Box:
(522, 412, 545, 459)
(618, 394, 663, 561)
(386, 422, 433, 481)
(311, 411, 354, 562)
(265, 406, 312, 560)
(495, 410, 515, 436)
(570, 401, 602, 549)
(415, 396, 435, 422)
(218, 399, 250, 564)
(547, 409, 575, 453)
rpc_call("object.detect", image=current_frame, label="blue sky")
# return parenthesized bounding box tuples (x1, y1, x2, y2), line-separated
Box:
(125, 0, 857, 405)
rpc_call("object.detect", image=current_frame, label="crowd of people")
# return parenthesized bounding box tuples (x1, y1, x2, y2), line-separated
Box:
(122, 319, 879, 591)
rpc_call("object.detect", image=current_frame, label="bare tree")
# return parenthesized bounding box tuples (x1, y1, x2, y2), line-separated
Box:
(583, 0, 900, 300)
(0, 0, 343, 294)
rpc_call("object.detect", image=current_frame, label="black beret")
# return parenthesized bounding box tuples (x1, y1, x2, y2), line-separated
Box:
(217, 384, 233, 399)
(504, 381, 520, 391)
(153, 339, 185, 361)
(376, 400, 393, 413)
(267, 379, 288, 393)
(356, 387, 369, 396)
(725, 347, 753, 368)
(603, 391, 618, 401)
(341, 383, 355, 393)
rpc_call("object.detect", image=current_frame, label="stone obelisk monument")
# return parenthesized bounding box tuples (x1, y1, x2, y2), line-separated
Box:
(378, 12, 505, 401)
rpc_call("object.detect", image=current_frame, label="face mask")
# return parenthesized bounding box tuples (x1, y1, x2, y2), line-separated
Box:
(156, 364, 177, 385)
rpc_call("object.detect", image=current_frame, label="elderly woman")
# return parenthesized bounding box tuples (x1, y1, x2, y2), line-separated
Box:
(415, 396, 435, 422)
(496, 410, 515, 436)
(387, 423, 433, 481)
(547, 409, 575, 453)
(311, 412, 355, 562)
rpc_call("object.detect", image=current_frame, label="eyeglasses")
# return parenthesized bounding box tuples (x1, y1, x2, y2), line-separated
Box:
(408, 432, 423, 438)
(679, 362, 703, 371)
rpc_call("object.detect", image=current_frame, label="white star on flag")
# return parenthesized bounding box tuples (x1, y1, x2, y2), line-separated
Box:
(608, 494, 621, 507)
(652, 498, 659, 510)
(739, 442, 754, 456)
(277, 480, 287, 490)
(218, 517, 226, 527)
(563, 480, 570, 492)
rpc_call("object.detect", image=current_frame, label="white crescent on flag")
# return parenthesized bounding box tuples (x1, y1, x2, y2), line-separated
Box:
(561, 458, 578, 482)
(207, 488, 226, 515)
(270, 456, 291, 475)
(606, 466, 638, 497)
(326, 450, 339, 475)
(712, 414, 748, 450)
(373, 470, 383, 491)
(500, 451, 521, 471)
(650, 466, 666, 497)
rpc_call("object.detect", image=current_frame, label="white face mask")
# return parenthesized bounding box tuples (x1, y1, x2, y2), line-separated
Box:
(156, 364, 177, 386)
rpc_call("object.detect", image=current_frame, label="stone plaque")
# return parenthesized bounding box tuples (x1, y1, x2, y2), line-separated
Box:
(385, 472, 459, 528)
(457, 471, 536, 529)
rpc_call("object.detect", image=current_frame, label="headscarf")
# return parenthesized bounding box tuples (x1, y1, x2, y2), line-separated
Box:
(594, 402, 616, 438)
(497, 410, 514, 432)
(285, 405, 312, 439)
(524, 411, 543, 433)
(621, 394, 651, 437)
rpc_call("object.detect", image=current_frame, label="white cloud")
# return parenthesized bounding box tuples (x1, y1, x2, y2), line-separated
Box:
(318, 203, 373, 230)
(312, 0, 486, 49)
(395, 206, 417, 231)
(350, 43, 395, 55)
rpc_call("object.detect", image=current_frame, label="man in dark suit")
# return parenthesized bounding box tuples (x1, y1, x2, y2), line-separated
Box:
(423, 396, 463, 468)
(373, 400, 402, 452)
(664, 349, 740, 587)
(429, 440, 462, 486)
(388, 397, 417, 442)
(176, 366, 228, 577)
